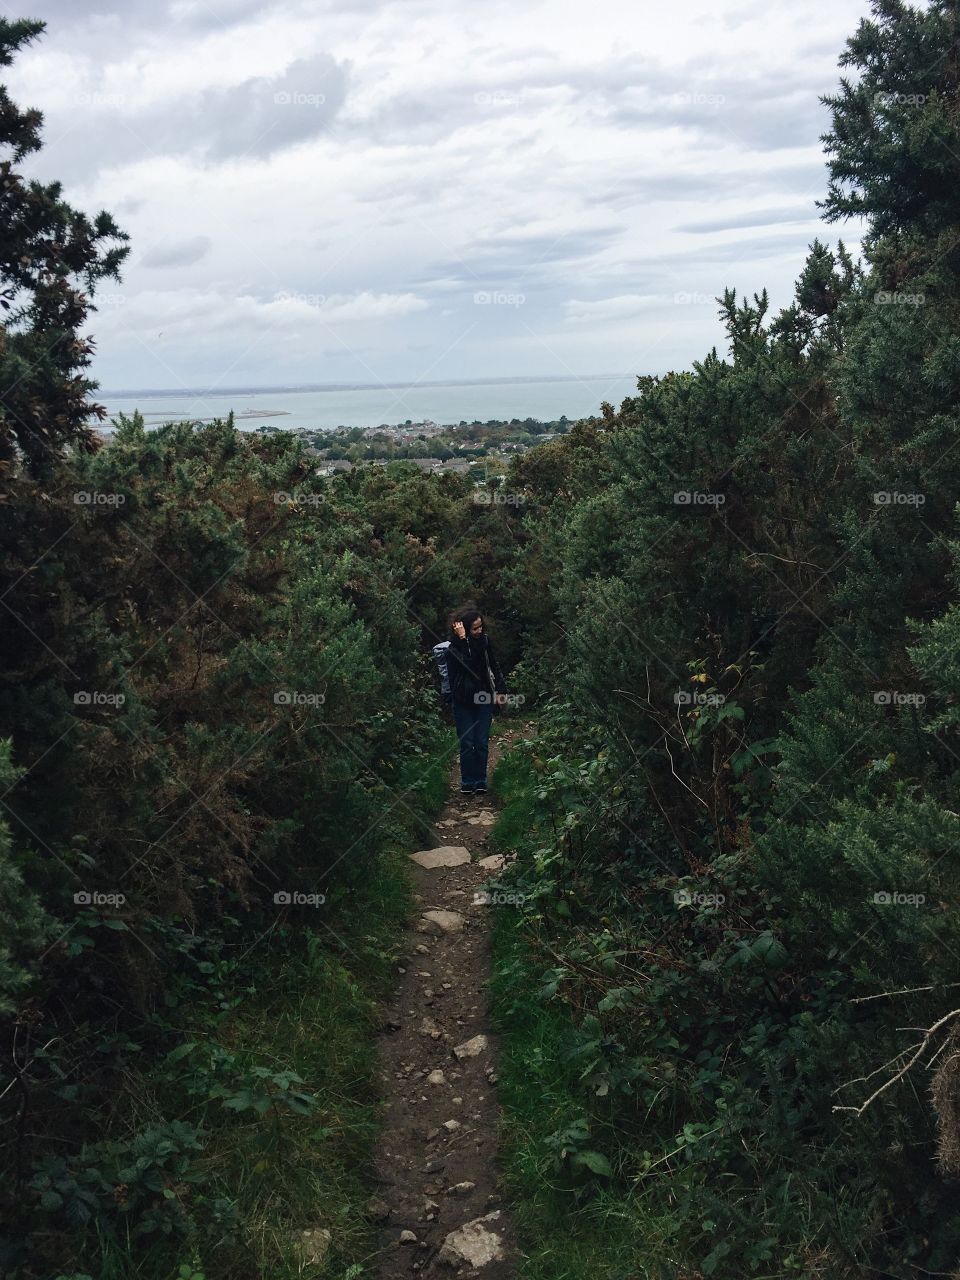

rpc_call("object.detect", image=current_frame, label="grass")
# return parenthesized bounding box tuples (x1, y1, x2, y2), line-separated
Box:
(190, 841, 416, 1280)
(488, 743, 679, 1280)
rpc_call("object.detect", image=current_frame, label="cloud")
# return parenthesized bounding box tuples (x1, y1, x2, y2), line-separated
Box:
(141, 236, 213, 268)
(6, 0, 873, 389)
(194, 54, 347, 160)
(268, 291, 430, 322)
(676, 205, 819, 234)
(564, 294, 659, 323)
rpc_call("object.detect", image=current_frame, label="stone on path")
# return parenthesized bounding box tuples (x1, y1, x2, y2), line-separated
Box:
(421, 909, 465, 934)
(410, 845, 471, 869)
(477, 854, 505, 871)
(453, 1033, 488, 1060)
(437, 1211, 506, 1268)
(466, 810, 496, 826)
(296, 1227, 332, 1266)
(365, 1196, 390, 1223)
(427, 1068, 446, 1085)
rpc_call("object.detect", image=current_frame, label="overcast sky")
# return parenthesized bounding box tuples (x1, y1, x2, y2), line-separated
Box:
(6, 0, 871, 391)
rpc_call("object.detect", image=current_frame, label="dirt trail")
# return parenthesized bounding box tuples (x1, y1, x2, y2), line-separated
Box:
(370, 727, 519, 1278)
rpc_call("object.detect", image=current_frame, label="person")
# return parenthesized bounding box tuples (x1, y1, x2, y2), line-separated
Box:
(446, 604, 507, 795)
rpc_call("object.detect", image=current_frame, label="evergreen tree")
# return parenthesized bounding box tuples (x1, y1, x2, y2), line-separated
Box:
(0, 17, 128, 481)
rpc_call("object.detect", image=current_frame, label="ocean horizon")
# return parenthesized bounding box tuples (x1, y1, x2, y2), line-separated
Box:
(94, 372, 643, 433)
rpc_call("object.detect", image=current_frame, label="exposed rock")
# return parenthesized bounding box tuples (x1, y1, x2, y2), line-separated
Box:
(427, 1068, 446, 1085)
(400, 1229, 418, 1244)
(446, 1180, 477, 1196)
(365, 1196, 390, 1223)
(453, 1034, 488, 1060)
(421, 909, 466, 934)
(437, 1211, 506, 1268)
(410, 845, 471, 869)
(296, 1226, 332, 1266)
(466, 811, 496, 826)
(477, 854, 505, 870)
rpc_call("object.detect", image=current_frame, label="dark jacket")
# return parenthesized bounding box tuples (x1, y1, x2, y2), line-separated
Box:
(447, 631, 507, 709)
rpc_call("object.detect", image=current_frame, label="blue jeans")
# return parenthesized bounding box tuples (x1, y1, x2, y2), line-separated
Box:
(453, 701, 494, 788)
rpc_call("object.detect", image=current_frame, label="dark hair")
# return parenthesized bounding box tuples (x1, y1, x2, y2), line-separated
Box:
(449, 602, 483, 635)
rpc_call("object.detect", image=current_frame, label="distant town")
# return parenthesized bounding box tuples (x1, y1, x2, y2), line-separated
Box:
(257, 415, 573, 477)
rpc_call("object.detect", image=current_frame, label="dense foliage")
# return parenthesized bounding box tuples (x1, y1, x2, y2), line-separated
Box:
(0, 22, 518, 1273)
(6, 1, 960, 1276)
(486, 1, 960, 1274)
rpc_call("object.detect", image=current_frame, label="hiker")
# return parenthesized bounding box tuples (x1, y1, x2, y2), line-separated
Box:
(445, 605, 508, 795)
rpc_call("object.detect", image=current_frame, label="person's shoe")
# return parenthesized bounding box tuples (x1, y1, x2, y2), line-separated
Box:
(460, 784, 473, 795)
(474, 783, 488, 794)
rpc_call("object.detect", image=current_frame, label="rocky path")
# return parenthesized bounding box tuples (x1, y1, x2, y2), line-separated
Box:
(370, 728, 519, 1278)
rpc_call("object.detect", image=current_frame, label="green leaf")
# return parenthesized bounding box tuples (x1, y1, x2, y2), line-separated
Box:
(575, 1149, 613, 1177)
(164, 1042, 198, 1065)
(751, 933, 788, 969)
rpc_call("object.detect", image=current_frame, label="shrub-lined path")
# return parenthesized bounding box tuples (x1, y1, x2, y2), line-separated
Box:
(371, 727, 520, 1277)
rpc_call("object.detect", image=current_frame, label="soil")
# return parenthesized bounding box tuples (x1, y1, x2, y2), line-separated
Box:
(370, 724, 520, 1277)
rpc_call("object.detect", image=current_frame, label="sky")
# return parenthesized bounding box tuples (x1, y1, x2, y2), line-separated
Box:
(6, 0, 872, 392)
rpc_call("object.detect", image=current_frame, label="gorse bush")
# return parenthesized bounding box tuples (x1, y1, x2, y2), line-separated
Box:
(0, 407, 462, 1275)
(489, 1, 960, 1274)
(0, 20, 526, 1271)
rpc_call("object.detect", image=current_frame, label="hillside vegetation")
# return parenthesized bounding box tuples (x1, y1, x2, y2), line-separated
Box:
(4, 2, 960, 1278)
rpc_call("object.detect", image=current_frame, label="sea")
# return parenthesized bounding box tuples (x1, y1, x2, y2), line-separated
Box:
(94, 374, 641, 433)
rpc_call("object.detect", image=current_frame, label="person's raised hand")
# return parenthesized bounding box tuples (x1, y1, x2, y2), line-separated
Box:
(452, 620, 466, 639)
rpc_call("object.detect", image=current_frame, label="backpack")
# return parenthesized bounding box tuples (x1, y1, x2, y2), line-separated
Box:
(432, 640, 452, 702)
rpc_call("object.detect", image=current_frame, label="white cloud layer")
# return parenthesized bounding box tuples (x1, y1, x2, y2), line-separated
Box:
(7, 0, 872, 389)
